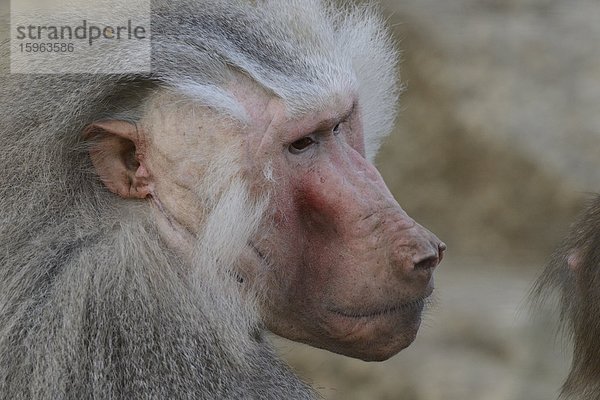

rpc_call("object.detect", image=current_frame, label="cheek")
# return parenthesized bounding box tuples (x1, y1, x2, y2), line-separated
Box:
(256, 185, 332, 308)
(264, 169, 354, 298)
(272, 179, 334, 262)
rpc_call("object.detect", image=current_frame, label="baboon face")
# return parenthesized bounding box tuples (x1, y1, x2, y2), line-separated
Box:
(86, 75, 445, 362)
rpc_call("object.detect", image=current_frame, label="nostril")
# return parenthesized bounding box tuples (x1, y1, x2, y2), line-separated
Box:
(414, 253, 439, 271)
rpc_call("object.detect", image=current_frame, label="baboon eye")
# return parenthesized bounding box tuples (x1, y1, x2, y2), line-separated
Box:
(333, 123, 341, 135)
(289, 137, 316, 154)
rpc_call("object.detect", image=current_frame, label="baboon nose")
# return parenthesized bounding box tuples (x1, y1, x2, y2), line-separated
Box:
(438, 242, 447, 262)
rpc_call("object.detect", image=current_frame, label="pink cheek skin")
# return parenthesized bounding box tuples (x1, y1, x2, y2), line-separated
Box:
(267, 173, 336, 307)
(293, 148, 402, 240)
(296, 173, 341, 224)
(287, 164, 370, 303)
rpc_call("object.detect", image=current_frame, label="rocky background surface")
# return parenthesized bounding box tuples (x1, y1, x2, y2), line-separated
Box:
(278, 1, 600, 399)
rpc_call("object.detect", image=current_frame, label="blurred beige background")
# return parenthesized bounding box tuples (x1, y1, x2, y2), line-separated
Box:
(277, 1, 600, 399)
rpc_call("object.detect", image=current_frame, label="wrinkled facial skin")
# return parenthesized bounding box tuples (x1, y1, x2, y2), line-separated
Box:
(89, 77, 445, 362)
(536, 195, 600, 396)
(232, 79, 445, 361)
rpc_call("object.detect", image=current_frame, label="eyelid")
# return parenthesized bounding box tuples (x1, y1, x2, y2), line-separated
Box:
(286, 105, 354, 151)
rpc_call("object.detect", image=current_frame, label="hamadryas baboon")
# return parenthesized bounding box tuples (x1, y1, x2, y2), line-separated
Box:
(0, 1, 445, 398)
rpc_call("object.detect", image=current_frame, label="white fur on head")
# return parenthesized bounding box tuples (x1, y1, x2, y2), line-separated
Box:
(172, 80, 250, 123)
(152, 0, 400, 159)
(337, 4, 401, 161)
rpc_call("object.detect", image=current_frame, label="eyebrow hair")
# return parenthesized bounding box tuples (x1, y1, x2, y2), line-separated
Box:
(172, 81, 250, 123)
(313, 101, 356, 133)
(174, 79, 357, 134)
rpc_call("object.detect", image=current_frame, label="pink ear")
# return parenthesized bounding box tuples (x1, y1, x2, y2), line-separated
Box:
(84, 120, 153, 199)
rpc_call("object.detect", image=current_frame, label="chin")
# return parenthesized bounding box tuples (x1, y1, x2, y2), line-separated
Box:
(347, 316, 422, 361)
(318, 300, 425, 361)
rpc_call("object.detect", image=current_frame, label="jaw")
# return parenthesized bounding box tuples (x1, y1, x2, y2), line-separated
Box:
(316, 297, 427, 361)
(267, 293, 429, 362)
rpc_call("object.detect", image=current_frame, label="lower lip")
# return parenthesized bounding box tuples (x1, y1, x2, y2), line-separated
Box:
(328, 292, 431, 320)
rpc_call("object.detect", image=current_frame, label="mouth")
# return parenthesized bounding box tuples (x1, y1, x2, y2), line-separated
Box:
(327, 290, 433, 319)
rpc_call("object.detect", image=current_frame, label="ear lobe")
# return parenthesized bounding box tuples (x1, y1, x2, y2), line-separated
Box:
(84, 120, 153, 199)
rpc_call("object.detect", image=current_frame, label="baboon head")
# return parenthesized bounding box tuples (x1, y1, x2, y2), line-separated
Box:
(1, 1, 444, 379)
(85, 68, 444, 361)
(535, 195, 600, 397)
